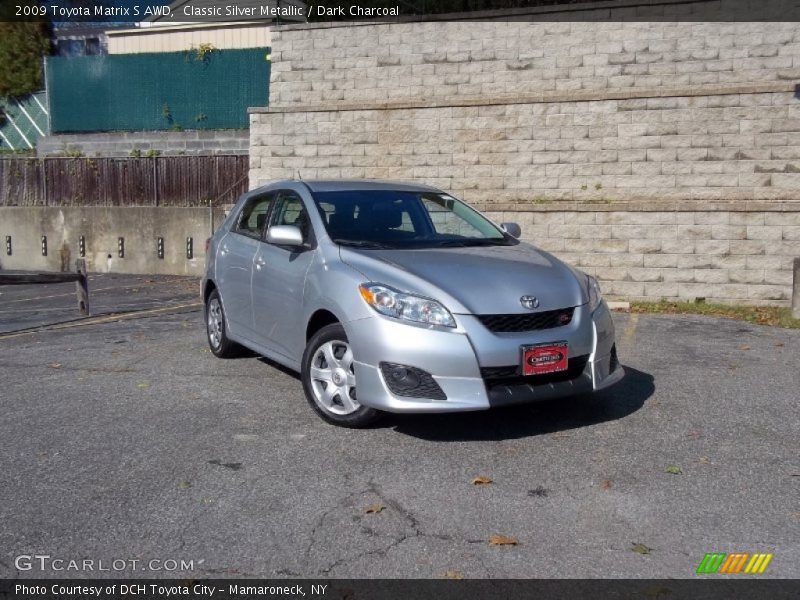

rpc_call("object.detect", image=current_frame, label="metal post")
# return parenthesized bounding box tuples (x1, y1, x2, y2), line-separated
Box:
(75, 258, 89, 316)
(793, 258, 800, 319)
(153, 156, 159, 207)
(41, 158, 48, 207)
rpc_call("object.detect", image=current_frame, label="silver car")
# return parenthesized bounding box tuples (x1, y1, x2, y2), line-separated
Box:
(203, 180, 623, 427)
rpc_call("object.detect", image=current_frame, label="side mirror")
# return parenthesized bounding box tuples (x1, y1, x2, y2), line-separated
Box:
(266, 225, 303, 247)
(501, 222, 521, 238)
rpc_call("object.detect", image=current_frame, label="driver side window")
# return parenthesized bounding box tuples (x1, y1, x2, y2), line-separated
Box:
(269, 191, 310, 240)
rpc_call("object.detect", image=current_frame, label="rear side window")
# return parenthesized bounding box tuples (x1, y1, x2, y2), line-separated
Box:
(235, 195, 272, 238)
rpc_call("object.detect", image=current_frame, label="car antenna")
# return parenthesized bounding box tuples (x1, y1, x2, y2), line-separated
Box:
(296, 170, 302, 180)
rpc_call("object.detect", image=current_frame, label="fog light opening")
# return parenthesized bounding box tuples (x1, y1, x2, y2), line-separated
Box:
(390, 366, 420, 389)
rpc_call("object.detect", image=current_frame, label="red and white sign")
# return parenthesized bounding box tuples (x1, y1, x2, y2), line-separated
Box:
(521, 342, 568, 376)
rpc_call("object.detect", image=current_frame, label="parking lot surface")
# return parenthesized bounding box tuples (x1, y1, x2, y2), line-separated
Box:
(0, 277, 798, 578)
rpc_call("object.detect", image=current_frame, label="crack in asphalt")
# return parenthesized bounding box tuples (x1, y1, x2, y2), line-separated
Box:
(314, 480, 453, 576)
(303, 484, 366, 574)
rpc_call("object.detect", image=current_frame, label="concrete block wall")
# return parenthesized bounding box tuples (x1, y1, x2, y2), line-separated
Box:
(250, 90, 800, 203)
(268, 20, 800, 107)
(37, 130, 249, 158)
(249, 10, 800, 305)
(483, 206, 800, 305)
(0, 207, 224, 276)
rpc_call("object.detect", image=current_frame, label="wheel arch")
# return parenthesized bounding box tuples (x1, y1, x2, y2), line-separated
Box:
(306, 309, 341, 342)
(203, 279, 217, 304)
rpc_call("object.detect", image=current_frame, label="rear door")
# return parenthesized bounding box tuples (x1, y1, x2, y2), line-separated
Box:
(251, 189, 315, 361)
(216, 193, 273, 338)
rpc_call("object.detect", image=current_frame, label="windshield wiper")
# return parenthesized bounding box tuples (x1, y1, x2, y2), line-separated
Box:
(333, 239, 393, 249)
(434, 238, 510, 247)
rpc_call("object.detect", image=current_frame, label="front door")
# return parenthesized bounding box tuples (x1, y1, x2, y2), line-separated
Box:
(251, 189, 315, 361)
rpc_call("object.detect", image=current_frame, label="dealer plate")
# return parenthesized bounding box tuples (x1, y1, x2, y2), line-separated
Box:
(521, 341, 568, 376)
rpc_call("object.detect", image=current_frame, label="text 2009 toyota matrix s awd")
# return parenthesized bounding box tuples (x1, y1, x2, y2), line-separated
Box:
(203, 180, 623, 427)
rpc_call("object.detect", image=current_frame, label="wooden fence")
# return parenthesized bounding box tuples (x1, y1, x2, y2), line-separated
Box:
(0, 155, 249, 207)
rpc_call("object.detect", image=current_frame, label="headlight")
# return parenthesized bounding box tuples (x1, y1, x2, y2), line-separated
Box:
(587, 275, 603, 312)
(358, 283, 456, 328)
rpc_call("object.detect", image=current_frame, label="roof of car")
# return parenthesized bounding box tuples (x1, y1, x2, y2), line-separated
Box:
(268, 179, 444, 194)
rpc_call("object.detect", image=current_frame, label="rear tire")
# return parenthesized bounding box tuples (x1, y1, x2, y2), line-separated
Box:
(301, 323, 380, 428)
(205, 289, 242, 358)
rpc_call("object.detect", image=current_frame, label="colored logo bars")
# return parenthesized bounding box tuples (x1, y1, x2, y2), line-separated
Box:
(697, 552, 773, 574)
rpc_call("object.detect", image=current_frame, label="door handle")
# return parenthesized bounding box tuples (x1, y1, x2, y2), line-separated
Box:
(220, 244, 228, 255)
(255, 257, 266, 270)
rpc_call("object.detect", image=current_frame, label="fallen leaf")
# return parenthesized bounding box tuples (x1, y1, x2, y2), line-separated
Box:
(177, 481, 192, 490)
(136, 382, 149, 389)
(738, 344, 751, 351)
(687, 429, 702, 439)
(471, 475, 493, 485)
(699, 456, 711, 465)
(489, 534, 519, 546)
(441, 570, 464, 579)
(600, 479, 613, 490)
(665, 465, 682, 475)
(775, 342, 784, 347)
(631, 542, 652, 555)
(364, 503, 385, 514)
(48, 362, 62, 369)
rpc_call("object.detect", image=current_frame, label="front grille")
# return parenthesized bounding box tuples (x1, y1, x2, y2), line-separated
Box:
(480, 354, 590, 387)
(477, 307, 575, 333)
(379, 362, 447, 400)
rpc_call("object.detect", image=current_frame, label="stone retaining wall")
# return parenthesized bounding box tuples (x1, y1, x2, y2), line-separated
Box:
(249, 6, 800, 305)
(484, 204, 800, 305)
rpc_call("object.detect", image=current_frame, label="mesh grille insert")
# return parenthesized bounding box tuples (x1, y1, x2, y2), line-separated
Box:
(477, 307, 575, 333)
(480, 355, 590, 387)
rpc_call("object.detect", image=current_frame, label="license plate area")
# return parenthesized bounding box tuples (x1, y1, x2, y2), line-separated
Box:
(521, 342, 568, 376)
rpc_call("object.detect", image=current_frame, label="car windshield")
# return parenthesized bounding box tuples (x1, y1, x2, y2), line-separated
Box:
(311, 190, 517, 249)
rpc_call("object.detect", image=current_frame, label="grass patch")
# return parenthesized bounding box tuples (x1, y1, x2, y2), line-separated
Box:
(630, 300, 800, 329)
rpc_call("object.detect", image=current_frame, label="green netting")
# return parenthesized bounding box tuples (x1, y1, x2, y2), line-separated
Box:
(0, 92, 49, 150)
(46, 48, 270, 133)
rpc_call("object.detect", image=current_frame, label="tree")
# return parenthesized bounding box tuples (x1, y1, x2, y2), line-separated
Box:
(0, 21, 52, 97)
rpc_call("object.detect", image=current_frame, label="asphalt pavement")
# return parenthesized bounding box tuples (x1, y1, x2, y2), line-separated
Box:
(0, 277, 797, 578)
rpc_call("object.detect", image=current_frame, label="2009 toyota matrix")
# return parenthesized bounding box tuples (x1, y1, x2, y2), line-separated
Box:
(203, 179, 623, 427)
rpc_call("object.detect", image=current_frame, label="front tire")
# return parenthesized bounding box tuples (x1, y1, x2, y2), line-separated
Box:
(205, 289, 242, 358)
(301, 323, 380, 428)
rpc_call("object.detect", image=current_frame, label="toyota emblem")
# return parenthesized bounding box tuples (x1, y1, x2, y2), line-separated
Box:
(520, 295, 539, 309)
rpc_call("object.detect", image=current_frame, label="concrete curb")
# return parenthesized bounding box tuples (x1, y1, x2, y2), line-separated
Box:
(608, 301, 631, 310)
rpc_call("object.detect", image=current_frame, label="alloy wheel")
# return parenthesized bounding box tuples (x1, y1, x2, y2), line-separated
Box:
(309, 340, 359, 415)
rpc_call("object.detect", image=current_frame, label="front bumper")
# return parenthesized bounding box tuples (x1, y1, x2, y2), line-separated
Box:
(346, 301, 624, 413)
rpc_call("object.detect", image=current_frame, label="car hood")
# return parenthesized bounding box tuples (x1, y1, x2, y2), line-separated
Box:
(339, 243, 587, 315)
